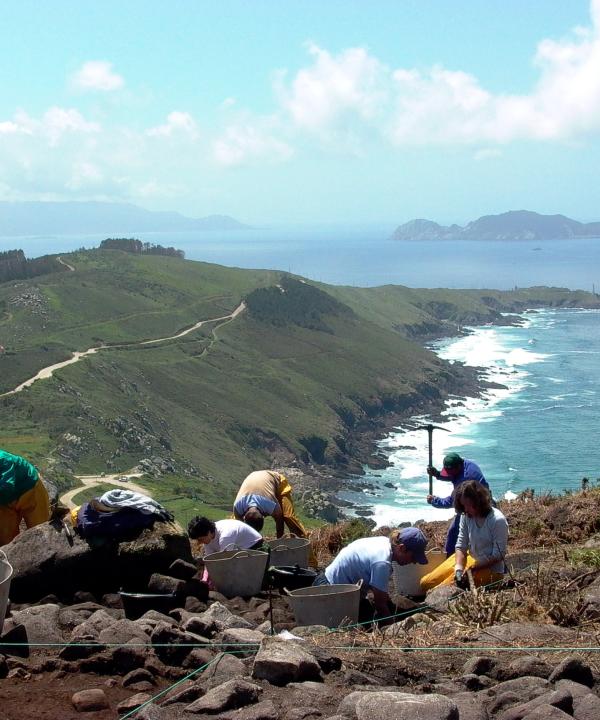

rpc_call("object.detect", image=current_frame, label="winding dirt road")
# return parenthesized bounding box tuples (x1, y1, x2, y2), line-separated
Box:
(60, 472, 149, 509)
(1, 301, 246, 398)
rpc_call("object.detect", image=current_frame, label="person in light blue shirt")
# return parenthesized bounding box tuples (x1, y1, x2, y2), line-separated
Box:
(314, 527, 428, 621)
(426, 452, 490, 556)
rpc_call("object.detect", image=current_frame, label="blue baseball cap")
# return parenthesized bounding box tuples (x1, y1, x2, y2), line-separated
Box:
(399, 527, 428, 565)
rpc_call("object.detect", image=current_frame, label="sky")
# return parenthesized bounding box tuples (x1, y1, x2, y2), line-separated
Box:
(1, 0, 600, 226)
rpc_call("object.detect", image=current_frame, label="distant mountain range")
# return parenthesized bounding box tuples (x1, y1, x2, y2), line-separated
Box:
(391, 210, 600, 241)
(0, 201, 248, 236)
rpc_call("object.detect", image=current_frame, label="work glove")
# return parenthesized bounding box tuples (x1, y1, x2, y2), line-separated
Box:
(454, 569, 469, 590)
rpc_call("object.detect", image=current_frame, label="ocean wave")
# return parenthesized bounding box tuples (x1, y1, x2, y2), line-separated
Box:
(368, 503, 454, 526)
(348, 307, 600, 528)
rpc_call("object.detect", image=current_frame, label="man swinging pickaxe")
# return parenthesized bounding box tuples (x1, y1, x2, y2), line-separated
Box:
(416, 424, 449, 495)
(417, 424, 490, 556)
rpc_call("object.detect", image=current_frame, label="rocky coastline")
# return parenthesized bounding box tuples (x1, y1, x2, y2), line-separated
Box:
(293, 326, 500, 523)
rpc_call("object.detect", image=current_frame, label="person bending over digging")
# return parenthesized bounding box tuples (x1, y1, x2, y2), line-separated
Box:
(233, 469, 308, 539)
(426, 452, 491, 556)
(0, 448, 50, 546)
(188, 516, 266, 589)
(313, 527, 428, 624)
(188, 516, 264, 555)
(420, 480, 508, 592)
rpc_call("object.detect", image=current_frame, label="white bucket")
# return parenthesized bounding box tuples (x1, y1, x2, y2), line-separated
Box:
(287, 583, 360, 628)
(203, 549, 269, 598)
(0, 550, 13, 635)
(393, 549, 446, 596)
(268, 538, 310, 568)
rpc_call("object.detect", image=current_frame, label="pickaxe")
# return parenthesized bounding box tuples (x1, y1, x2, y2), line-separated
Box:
(416, 424, 450, 495)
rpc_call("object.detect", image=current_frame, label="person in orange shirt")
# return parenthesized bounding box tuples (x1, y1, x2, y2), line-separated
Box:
(0, 449, 50, 546)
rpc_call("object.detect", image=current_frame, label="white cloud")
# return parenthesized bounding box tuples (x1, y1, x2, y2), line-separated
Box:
(147, 111, 199, 139)
(214, 121, 293, 167)
(0, 108, 99, 146)
(42, 107, 100, 145)
(72, 61, 124, 91)
(0, 121, 21, 135)
(0, 104, 207, 204)
(276, 1, 600, 147)
(277, 43, 386, 133)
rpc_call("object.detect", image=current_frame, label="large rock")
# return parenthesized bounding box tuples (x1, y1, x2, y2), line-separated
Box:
(497, 688, 573, 720)
(503, 657, 553, 680)
(199, 652, 249, 689)
(548, 656, 595, 687)
(183, 602, 256, 636)
(425, 586, 461, 612)
(573, 693, 600, 720)
(58, 602, 116, 632)
(520, 706, 572, 720)
(482, 676, 550, 703)
(220, 699, 279, 720)
(70, 609, 118, 641)
(9, 604, 63, 645)
(185, 678, 263, 714)
(252, 637, 322, 686)
(340, 691, 458, 720)
(451, 692, 489, 720)
(150, 622, 209, 664)
(161, 680, 204, 706)
(219, 628, 264, 656)
(98, 619, 150, 646)
(71, 688, 110, 712)
(3, 521, 192, 603)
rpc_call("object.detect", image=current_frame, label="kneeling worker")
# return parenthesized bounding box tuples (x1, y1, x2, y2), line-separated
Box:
(0, 448, 50, 546)
(234, 469, 307, 539)
(421, 480, 508, 592)
(314, 527, 428, 622)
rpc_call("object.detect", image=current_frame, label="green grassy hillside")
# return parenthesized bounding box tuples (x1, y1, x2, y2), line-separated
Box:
(1, 248, 598, 513)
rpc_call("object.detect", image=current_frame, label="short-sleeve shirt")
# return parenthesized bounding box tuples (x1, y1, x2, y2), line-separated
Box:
(203, 519, 263, 555)
(0, 449, 39, 505)
(325, 536, 393, 593)
(234, 470, 282, 516)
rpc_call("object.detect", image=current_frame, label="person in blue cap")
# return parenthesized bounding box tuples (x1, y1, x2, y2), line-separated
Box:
(426, 451, 490, 556)
(313, 526, 428, 622)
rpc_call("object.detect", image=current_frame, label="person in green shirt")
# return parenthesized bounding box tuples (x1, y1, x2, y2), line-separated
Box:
(0, 449, 50, 546)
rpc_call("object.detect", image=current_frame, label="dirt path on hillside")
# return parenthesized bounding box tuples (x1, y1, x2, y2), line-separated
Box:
(57, 256, 75, 271)
(60, 471, 148, 508)
(0, 301, 246, 398)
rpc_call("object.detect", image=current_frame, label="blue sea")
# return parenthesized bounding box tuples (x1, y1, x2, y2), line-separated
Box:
(339, 308, 600, 525)
(3, 227, 600, 520)
(3, 225, 600, 291)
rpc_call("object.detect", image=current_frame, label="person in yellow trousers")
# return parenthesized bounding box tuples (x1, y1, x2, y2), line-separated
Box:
(420, 480, 508, 592)
(0, 449, 50, 546)
(234, 469, 307, 537)
(233, 469, 317, 566)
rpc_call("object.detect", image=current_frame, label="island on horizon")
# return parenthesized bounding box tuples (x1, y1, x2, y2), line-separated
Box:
(392, 209, 600, 242)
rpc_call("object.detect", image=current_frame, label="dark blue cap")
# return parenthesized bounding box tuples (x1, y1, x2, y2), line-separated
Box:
(399, 527, 428, 565)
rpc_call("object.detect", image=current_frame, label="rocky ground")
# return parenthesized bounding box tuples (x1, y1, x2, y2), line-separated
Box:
(1, 489, 600, 720)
